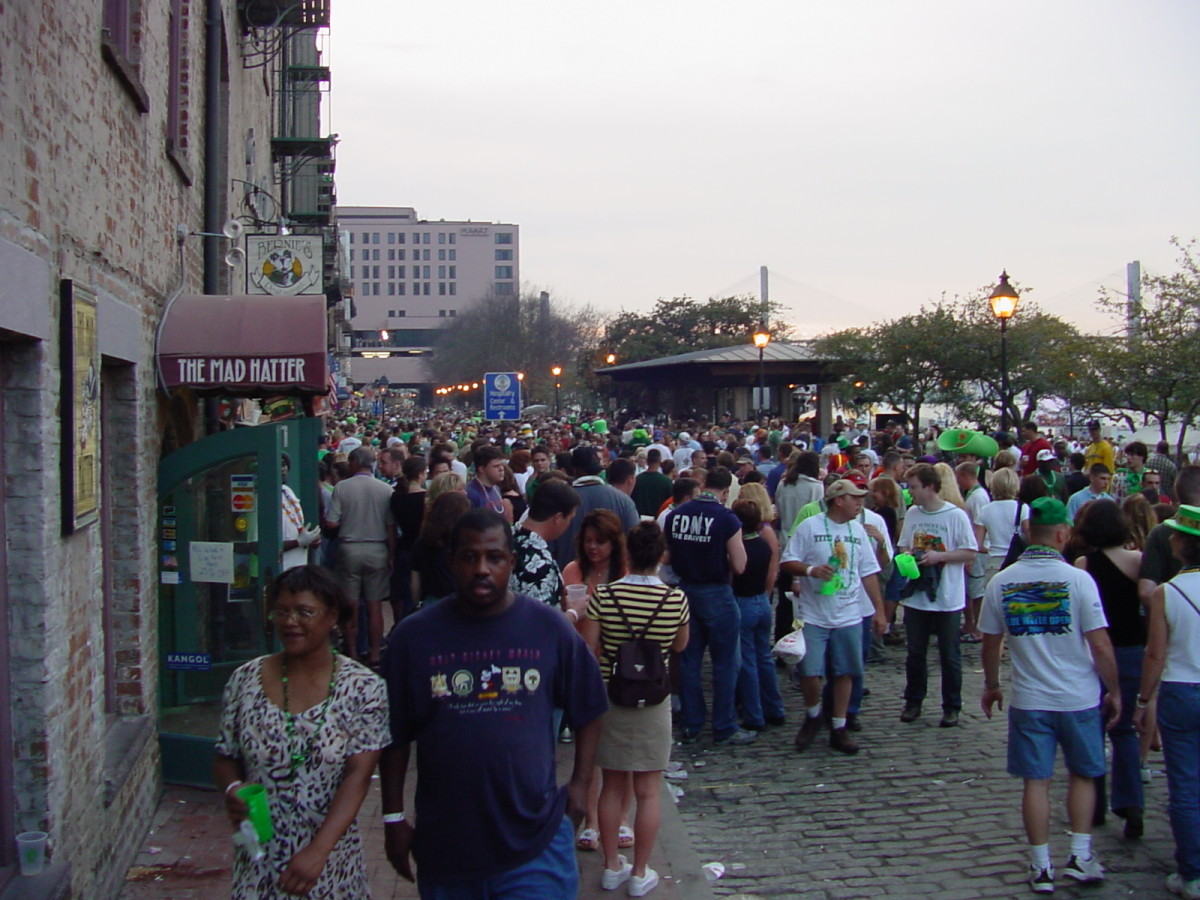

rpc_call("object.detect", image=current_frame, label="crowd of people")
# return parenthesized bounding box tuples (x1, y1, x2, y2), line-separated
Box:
(212, 407, 1200, 898)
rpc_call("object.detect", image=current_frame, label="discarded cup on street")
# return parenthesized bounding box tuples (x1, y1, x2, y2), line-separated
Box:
(702, 862, 725, 881)
(16, 831, 47, 876)
(236, 784, 274, 844)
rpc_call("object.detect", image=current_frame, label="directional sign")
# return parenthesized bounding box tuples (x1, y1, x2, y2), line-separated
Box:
(484, 372, 522, 421)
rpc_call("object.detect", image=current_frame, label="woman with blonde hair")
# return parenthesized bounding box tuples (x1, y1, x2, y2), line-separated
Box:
(934, 462, 967, 509)
(425, 471, 465, 509)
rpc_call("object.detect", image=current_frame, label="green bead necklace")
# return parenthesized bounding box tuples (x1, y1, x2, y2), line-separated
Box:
(281, 648, 339, 774)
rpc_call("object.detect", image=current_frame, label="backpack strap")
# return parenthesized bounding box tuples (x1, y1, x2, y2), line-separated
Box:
(604, 583, 672, 640)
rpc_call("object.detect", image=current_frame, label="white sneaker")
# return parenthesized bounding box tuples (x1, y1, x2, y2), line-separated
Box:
(628, 867, 659, 897)
(1063, 854, 1104, 884)
(1028, 863, 1055, 893)
(1167, 873, 1200, 899)
(1142, 763, 1153, 784)
(601, 855, 632, 891)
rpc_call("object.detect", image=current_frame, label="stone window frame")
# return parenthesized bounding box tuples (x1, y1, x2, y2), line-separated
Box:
(166, 0, 194, 184)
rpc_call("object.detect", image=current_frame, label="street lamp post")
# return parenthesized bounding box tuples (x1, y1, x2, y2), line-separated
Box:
(988, 270, 1020, 433)
(551, 365, 562, 418)
(752, 325, 771, 419)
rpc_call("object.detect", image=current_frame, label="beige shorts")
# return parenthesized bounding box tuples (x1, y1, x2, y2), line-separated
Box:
(336, 541, 390, 603)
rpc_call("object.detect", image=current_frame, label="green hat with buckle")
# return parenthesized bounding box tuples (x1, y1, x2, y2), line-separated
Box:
(1166, 504, 1200, 538)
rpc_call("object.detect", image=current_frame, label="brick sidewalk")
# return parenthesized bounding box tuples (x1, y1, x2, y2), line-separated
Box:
(120, 742, 712, 899)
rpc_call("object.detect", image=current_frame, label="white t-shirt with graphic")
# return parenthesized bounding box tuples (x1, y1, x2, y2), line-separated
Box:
(979, 553, 1108, 711)
(898, 502, 975, 612)
(782, 513, 881, 629)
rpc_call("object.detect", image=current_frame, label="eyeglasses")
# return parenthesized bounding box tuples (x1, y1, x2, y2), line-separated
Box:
(267, 608, 324, 624)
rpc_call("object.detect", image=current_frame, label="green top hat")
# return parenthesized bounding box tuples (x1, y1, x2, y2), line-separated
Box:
(1166, 504, 1200, 538)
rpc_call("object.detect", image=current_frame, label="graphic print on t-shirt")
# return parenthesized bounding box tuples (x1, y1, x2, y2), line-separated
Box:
(1001, 580, 1072, 636)
(426, 648, 544, 712)
(910, 531, 946, 554)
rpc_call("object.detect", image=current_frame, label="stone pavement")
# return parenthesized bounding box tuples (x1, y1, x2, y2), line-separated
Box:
(672, 638, 1179, 898)
(121, 638, 1181, 899)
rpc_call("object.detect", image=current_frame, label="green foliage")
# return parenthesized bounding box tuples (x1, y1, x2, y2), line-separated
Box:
(606, 295, 792, 363)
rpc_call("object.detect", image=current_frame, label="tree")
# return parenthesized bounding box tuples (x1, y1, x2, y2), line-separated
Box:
(1087, 238, 1200, 455)
(426, 286, 604, 409)
(606, 295, 792, 363)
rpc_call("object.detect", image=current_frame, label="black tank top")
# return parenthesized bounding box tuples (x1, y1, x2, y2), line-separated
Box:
(732, 532, 774, 597)
(1085, 550, 1145, 647)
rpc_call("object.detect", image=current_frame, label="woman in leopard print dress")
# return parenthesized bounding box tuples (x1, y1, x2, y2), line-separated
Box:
(216, 566, 390, 898)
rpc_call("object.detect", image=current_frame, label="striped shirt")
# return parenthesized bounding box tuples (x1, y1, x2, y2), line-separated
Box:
(586, 575, 690, 681)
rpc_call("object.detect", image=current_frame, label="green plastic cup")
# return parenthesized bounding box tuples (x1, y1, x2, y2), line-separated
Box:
(894, 553, 920, 580)
(237, 784, 274, 844)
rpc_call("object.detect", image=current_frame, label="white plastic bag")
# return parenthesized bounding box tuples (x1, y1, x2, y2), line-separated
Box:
(771, 627, 806, 665)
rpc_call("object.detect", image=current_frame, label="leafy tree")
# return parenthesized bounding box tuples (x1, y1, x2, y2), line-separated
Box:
(1087, 238, 1200, 455)
(606, 295, 792, 363)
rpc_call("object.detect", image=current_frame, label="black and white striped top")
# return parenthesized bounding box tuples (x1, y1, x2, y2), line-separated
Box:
(586, 575, 690, 680)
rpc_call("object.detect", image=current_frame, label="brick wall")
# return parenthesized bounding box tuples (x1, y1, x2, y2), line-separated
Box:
(0, 1, 279, 896)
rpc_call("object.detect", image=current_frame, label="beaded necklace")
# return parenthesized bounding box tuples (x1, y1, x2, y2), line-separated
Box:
(1020, 544, 1063, 561)
(281, 649, 339, 774)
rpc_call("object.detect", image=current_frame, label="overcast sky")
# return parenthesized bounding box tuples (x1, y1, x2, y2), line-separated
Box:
(329, 1, 1199, 339)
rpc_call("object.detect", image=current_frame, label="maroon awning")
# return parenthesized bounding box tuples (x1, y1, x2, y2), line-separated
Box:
(158, 294, 328, 396)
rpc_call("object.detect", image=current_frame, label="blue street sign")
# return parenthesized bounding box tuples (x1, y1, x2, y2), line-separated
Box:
(484, 372, 522, 421)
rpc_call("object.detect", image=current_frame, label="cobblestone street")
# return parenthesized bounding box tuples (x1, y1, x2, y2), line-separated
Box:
(672, 638, 1177, 898)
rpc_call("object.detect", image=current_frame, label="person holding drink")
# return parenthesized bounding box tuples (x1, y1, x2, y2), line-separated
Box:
(215, 565, 390, 898)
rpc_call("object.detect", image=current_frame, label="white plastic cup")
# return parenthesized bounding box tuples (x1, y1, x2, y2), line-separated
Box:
(565, 584, 588, 605)
(16, 831, 47, 876)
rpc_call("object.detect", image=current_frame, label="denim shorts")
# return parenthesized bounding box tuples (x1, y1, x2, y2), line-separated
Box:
(799, 622, 864, 679)
(1007, 706, 1106, 780)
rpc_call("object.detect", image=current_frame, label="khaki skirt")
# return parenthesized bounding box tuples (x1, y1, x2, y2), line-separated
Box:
(595, 698, 672, 772)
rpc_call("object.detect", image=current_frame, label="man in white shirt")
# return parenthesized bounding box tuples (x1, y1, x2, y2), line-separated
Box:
(781, 479, 885, 754)
(897, 463, 977, 728)
(956, 461, 990, 642)
(980, 496, 1120, 893)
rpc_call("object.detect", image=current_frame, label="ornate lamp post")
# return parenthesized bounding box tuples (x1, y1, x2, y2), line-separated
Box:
(752, 325, 771, 419)
(989, 271, 1020, 433)
(551, 365, 562, 418)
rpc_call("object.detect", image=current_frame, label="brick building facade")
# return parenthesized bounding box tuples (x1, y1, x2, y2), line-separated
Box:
(0, 1, 323, 896)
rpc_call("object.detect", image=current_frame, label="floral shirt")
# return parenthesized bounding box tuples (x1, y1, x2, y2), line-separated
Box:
(510, 526, 563, 605)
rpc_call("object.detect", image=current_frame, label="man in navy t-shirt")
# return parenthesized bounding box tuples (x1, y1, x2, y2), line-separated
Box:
(380, 509, 608, 898)
(665, 466, 757, 746)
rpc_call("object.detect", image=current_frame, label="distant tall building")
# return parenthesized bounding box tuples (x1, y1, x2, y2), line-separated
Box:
(337, 206, 519, 392)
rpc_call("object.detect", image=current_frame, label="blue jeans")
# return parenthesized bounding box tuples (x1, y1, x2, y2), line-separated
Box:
(418, 816, 578, 899)
(1159, 681, 1200, 880)
(735, 592, 785, 727)
(902, 607, 962, 712)
(680, 581, 742, 740)
(1098, 645, 1145, 813)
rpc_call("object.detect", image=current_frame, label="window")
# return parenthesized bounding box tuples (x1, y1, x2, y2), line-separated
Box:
(165, 0, 191, 182)
(438, 283, 446, 295)
(397, 266, 405, 279)
(423, 266, 430, 278)
(387, 266, 395, 279)
(495, 232, 514, 245)
(361, 265, 369, 279)
(449, 309, 457, 317)
(449, 249, 456, 261)
(438, 233, 446, 244)
(495, 282, 514, 295)
(373, 249, 380, 261)
(438, 249, 446, 261)
(398, 250, 405, 261)
(412, 233, 420, 243)
(388, 284, 395, 296)
(495, 249, 513, 261)
(495, 266, 513, 278)
(102, 0, 149, 112)
(449, 283, 457, 296)
(388, 309, 395, 317)
(424, 283, 431, 295)
(397, 284, 406, 296)
(423, 249, 430, 261)
(449, 266, 456, 279)
(348, 233, 354, 243)
(449, 233, 456, 244)
(349, 250, 355, 261)
(387, 250, 394, 261)
(423, 233, 431, 244)
(397, 233, 405, 244)
(412, 283, 419, 295)
(439, 309, 446, 317)
(372, 233, 381, 244)
(373, 265, 380, 279)
(437, 266, 446, 278)
(388, 233, 395, 244)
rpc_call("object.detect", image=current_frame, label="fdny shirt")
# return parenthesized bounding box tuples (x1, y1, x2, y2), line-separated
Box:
(664, 494, 743, 584)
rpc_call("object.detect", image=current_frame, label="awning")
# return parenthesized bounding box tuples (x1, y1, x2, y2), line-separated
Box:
(158, 294, 328, 396)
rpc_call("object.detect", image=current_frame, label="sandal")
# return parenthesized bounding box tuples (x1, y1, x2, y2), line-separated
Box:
(618, 825, 635, 849)
(576, 827, 599, 851)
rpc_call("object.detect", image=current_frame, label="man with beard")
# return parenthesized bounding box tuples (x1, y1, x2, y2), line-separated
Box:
(381, 509, 608, 898)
